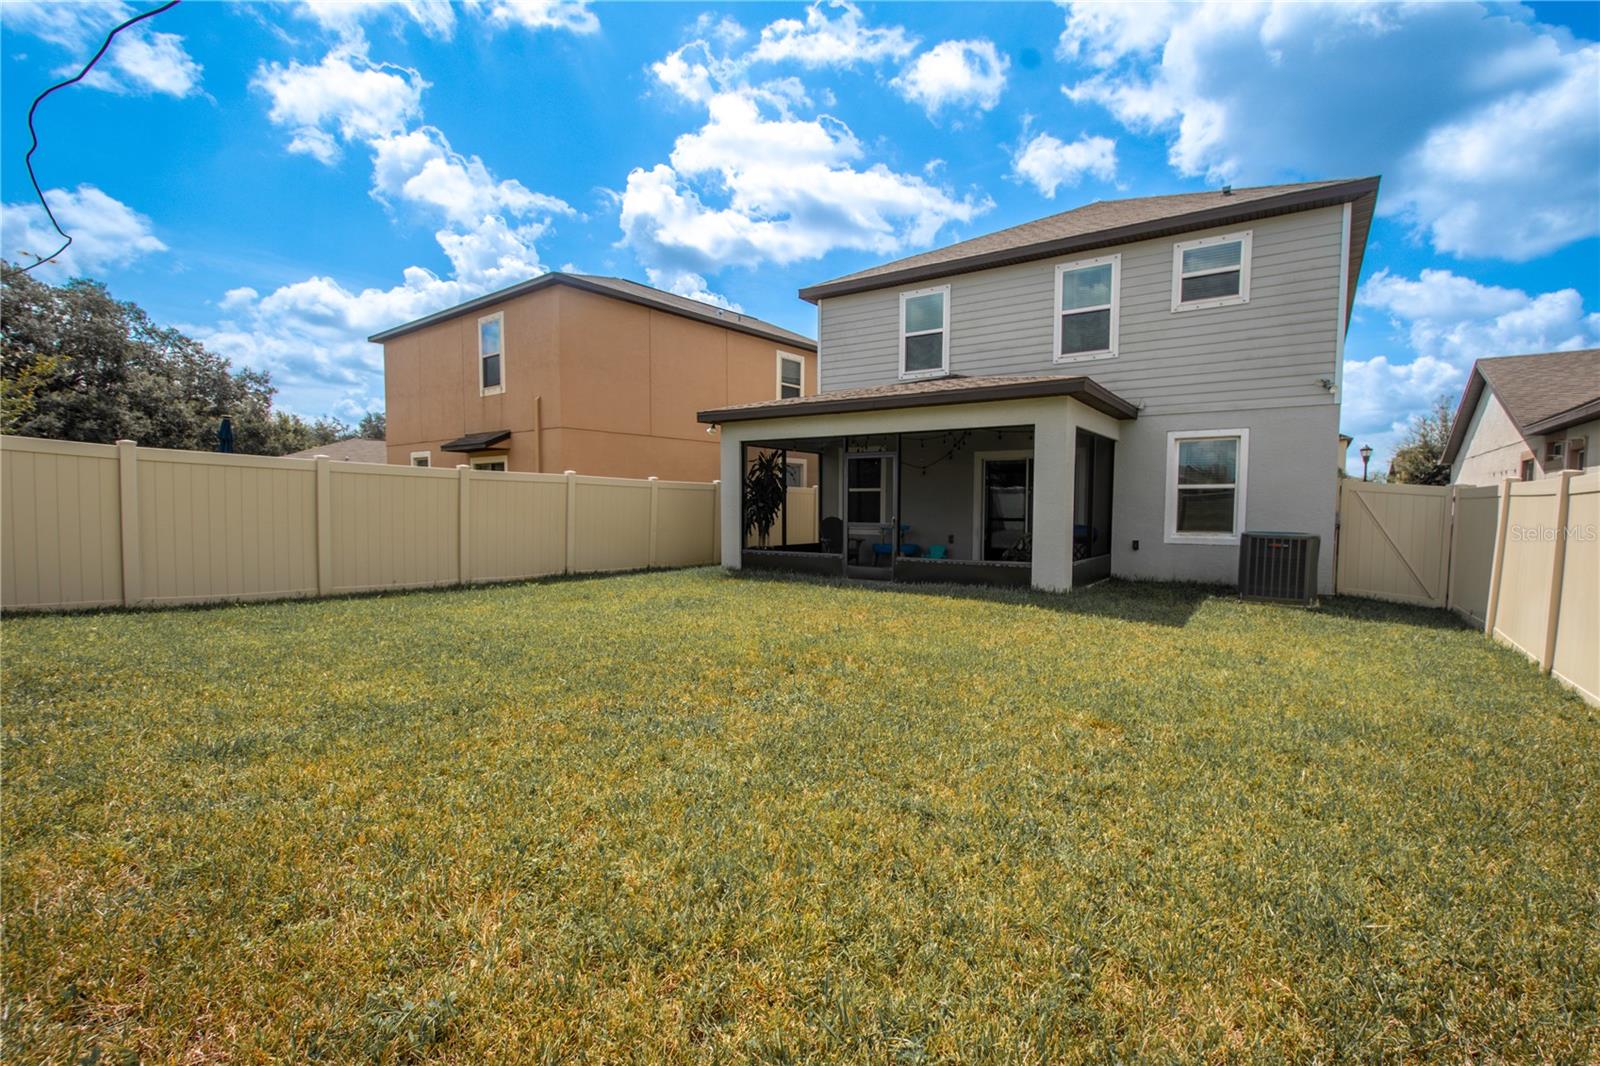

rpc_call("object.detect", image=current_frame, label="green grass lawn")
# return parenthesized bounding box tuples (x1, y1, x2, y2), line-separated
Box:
(3, 569, 1597, 1062)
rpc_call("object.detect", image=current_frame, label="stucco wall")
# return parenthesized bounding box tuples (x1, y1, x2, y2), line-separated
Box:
(1111, 406, 1340, 593)
(1452, 388, 1599, 487)
(385, 283, 816, 480)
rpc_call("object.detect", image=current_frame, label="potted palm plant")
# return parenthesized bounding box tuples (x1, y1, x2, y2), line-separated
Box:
(743, 450, 788, 548)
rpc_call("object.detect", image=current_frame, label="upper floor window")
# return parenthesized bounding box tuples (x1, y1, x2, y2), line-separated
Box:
(777, 352, 804, 399)
(1165, 429, 1249, 544)
(899, 285, 949, 379)
(1055, 254, 1119, 362)
(1172, 231, 1252, 312)
(479, 312, 504, 396)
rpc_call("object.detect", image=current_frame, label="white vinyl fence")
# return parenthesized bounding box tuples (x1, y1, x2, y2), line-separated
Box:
(1337, 473, 1599, 704)
(1, 435, 721, 611)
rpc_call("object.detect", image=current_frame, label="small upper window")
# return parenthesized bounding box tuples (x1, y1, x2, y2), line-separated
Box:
(479, 312, 504, 395)
(1544, 440, 1565, 467)
(410, 452, 431, 468)
(777, 352, 804, 399)
(1055, 255, 1119, 362)
(471, 457, 507, 472)
(1172, 231, 1252, 312)
(1166, 430, 1248, 544)
(1568, 437, 1588, 472)
(1520, 457, 1536, 481)
(899, 285, 949, 379)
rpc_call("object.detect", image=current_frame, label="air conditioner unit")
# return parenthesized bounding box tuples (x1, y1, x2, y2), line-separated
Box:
(1238, 532, 1320, 606)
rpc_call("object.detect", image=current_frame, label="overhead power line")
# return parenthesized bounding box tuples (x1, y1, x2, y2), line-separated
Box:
(6, 1, 182, 280)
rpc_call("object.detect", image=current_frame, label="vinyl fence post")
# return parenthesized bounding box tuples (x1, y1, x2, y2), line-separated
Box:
(564, 470, 578, 575)
(1540, 470, 1575, 674)
(116, 439, 141, 606)
(1483, 476, 1515, 637)
(711, 480, 721, 564)
(315, 455, 333, 598)
(458, 464, 472, 586)
(648, 476, 660, 569)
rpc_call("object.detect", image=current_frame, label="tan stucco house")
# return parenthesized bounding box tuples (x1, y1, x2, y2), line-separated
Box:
(1443, 349, 1598, 486)
(370, 273, 817, 482)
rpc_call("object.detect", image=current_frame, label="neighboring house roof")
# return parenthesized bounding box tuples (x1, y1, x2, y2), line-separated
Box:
(797, 177, 1381, 318)
(367, 272, 817, 350)
(441, 429, 512, 452)
(1442, 348, 1600, 465)
(284, 437, 388, 463)
(698, 372, 1137, 424)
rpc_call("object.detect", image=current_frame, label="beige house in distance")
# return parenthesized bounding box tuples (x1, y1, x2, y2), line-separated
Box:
(372, 273, 818, 482)
(1443, 348, 1598, 485)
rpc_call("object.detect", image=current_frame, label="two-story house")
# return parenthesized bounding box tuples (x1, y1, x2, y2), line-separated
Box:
(698, 178, 1380, 593)
(371, 273, 818, 482)
(1442, 349, 1597, 486)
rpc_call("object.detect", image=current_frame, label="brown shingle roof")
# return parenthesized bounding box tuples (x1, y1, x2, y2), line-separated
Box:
(798, 177, 1380, 308)
(1442, 348, 1600, 464)
(284, 437, 388, 463)
(698, 372, 1136, 424)
(368, 272, 816, 350)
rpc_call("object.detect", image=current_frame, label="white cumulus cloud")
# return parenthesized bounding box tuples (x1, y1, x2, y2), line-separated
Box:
(1011, 130, 1117, 197)
(255, 49, 427, 164)
(1361, 268, 1600, 366)
(473, 0, 599, 35)
(1058, 1, 1600, 260)
(6, 0, 203, 97)
(892, 39, 1009, 116)
(1342, 267, 1600, 467)
(370, 127, 573, 228)
(747, 0, 917, 69)
(1, 185, 166, 277)
(620, 90, 987, 280)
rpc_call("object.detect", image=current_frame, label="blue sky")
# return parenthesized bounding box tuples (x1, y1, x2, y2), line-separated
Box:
(3, 1, 1596, 470)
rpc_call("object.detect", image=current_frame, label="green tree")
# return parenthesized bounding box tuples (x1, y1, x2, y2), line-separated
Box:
(2, 264, 346, 456)
(1388, 394, 1455, 485)
(357, 410, 386, 440)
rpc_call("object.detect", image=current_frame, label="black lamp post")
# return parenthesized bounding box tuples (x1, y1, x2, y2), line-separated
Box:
(1359, 443, 1373, 481)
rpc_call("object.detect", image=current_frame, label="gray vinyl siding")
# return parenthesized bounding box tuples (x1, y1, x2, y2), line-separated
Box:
(818, 206, 1345, 418)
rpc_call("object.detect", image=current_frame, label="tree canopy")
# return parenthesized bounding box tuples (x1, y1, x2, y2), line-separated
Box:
(1, 265, 348, 455)
(1387, 394, 1455, 485)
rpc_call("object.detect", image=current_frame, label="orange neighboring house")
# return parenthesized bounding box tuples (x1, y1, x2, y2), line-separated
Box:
(370, 273, 818, 482)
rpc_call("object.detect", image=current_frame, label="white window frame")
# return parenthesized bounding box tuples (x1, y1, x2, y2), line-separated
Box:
(782, 455, 809, 487)
(845, 453, 892, 529)
(478, 311, 505, 396)
(776, 351, 805, 399)
(409, 451, 431, 468)
(1164, 428, 1249, 545)
(470, 456, 507, 472)
(898, 284, 950, 381)
(971, 450, 1034, 560)
(1172, 230, 1252, 313)
(1053, 254, 1120, 363)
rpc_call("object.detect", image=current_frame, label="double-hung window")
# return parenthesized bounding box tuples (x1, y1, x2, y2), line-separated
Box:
(777, 352, 804, 399)
(899, 285, 949, 379)
(1165, 430, 1248, 544)
(1172, 231, 1252, 311)
(478, 312, 504, 395)
(1054, 255, 1119, 362)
